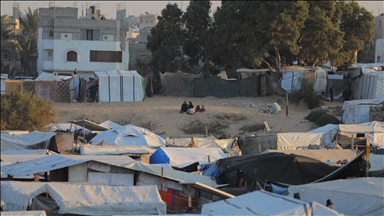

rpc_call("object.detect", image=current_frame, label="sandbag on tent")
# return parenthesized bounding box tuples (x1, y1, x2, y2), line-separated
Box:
(202, 190, 342, 215)
(149, 147, 227, 169)
(94, 70, 144, 102)
(1, 181, 166, 215)
(288, 178, 384, 216)
(89, 124, 165, 148)
(1, 132, 56, 151)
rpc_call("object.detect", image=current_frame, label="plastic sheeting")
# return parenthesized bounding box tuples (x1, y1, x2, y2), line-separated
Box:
(341, 99, 384, 124)
(80, 144, 154, 155)
(361, 71, 384, 99)
(288, 178, 384, 215)
(98, 120, 122, 129)
(308, 124, 339, 148)
(1, 211, 47, 216)
(201, 190, 342, 215)
(149, 147, 227, 168)
(94, 70, 144, 102)
(1, 132, 56, 151)
(89, 124, 165, 148)
(1, 181, 166, 215)
(277, 133, 322, 150)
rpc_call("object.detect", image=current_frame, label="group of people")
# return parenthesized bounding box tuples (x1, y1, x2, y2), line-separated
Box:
(180, 101, 205, 114)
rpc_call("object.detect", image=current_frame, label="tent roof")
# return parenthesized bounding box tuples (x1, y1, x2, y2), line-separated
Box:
(201, 190, 342, 215)
(0, 210, 47, 216)
(1, 181, 165, 215)
(1, 132, 56, 151)
(35, 72, 71, 81)
(339, 121, 384, 133)
(79, 144, 154, 155)
(98, 120, 122, 129)
(68, 120, 110, 131)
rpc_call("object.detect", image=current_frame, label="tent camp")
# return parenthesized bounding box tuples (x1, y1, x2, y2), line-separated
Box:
(149, 147, 227, 169)
(0, 132, 56, 152)
(201, 190, 342, 215)
(341, 99, 384, 124)
(288, 178, 384, 216)
(94, 70, 144, 102)
(89, 124, 165, 148)
(1, 181, 166, 215)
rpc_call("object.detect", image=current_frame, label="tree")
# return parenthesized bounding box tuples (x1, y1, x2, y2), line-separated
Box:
(1, 91, 55, 131)
(147, 3, 185, 74)
(329, 1, 374, 68)
(182, 0, 213, 75)
(8, 7, 39, 75)
(1, 15, 16, 40)
(297, 1, 344, 67)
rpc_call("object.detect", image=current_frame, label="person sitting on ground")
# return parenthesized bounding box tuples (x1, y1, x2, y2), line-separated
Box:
(180, 101, 188, 113)
(195, 105, 201, 112)
(187, 101, 194, 109)
(200, 105, 206, 112)
(187, 107, 195, 115)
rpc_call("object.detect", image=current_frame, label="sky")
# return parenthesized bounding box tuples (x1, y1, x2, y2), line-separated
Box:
(1, 1, 383, 19)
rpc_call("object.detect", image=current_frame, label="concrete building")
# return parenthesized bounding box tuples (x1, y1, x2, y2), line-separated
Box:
(138, 13, 159, 30)
(374, 14, 384, 63)
(37, 6, 129, 76)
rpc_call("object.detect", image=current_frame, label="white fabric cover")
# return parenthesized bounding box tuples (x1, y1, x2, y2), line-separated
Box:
(339, 121, 384, 133)
(202, 190, 342, 215)
(80, 144, 154, 155)
(1, 132, 56, 151)
(94, 70, 144, 102)
(369, 153, 384, 171)
(361, 71, 384, 99)
(0, 211, 47, 216)
(98, 120, 122, 129)
(308, 124, 339, 148)
(150, 147, 227, 168)
(89, 124, 165, 148)
(288, 178, 384, 216)
(341, 99, 384, 124)
(277, 133, 322, 150)
(281, 72, 305, 92)
(1, 181, 166, 215)
(35, 72, 70, 81)
(1, 149, 57, 155)
(88, 172, 134, 186)
(313, 68, 327, 94)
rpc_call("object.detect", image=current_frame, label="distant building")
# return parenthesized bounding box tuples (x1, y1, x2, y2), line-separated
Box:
(37, 6, 129, 76)
(374, 13, 384, 63)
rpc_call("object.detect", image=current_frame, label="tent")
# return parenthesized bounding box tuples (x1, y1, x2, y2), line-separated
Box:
(277, 133, 322, 150)
(79, 144, 154, 155)
(0, 211, 47, 216)
(94, 70, 144, 102)
(361, 70, 384, 99)
(89, 124, 165, 148)
(1, 181, 166, 215)
(159, 72, 203, 97)
(307, 124, 339, 148)
(341, 99, 384, 124)
(149, 147, 227, 169)
(279, 66, 327, 94)
(98, 120, 122, 129)
(202, 190, 342, 215)
(288, 178, 384, 216)
(1, 132, 56, 152)
(338, 121, 384, 148)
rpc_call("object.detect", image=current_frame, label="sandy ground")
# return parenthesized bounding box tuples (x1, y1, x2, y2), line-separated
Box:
(53, 95, 344, 138)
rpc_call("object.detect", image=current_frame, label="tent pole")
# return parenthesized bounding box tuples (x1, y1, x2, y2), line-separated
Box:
(351, 134, 354, 151)
(366, 136, 370, 177)
(160, 167, 164, 191)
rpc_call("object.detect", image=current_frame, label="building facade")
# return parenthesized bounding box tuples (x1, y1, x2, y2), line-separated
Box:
(374, 14, 384, 63)
(37, 7, 129, 76)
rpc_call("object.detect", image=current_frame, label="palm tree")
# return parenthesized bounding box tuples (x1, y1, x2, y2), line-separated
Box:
(8, 7, 39, 76)
(1, 15, 16, 41)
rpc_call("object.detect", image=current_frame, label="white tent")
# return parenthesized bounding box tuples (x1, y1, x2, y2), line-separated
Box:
(98, 120, 122, 129)
(94, 70, 144, 102)
(370, 154, 384, 171)
(79, 144, 154, 155)
(89, 124, 165, 148)
(35, 72, 71, 81)
(288, 178, 384, 216)
(201, 190, 342, 215)
(277, 133, 322, 150)
(341, 99, 384, 124)
(149, 147, 227, 168)
(0, 211, 47, 216)
(307, 124, 339, 148)
(361, 71, 384, 99)
(1, 132, 56, 152)
(279, 66, 327, 94)
(339, 121, 384, 148)
(1, 181, 166, 215)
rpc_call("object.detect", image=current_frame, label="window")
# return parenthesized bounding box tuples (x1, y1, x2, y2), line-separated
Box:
(379, 21, 382, 29)
(67, 51, 77, 62)
(49, 30, 53, 37)
(2, 53, 10, 60)
(90, 51, 122, 63)
(87, 30, 93, 40)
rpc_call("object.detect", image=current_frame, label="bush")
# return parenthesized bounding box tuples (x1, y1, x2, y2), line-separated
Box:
(179, 119, 228, 135)
(315, 113, 341, 127)
(289, 77, 321, 109)
(1, 91, 55, 131)
(305, 110, 328, 122)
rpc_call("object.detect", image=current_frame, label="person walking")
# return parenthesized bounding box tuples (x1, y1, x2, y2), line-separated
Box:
(329, 85, 335, 102)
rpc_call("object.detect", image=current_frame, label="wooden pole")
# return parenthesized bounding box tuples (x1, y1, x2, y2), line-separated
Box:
(207, 155, 210, 163)
(160, 167, 164, 191)
(286, 92, 289, 116)
(366, 136, 370, 177)
(351, 134, 355, 151)
(34, 173, 40, 181)
(188, 185, 192, 208)
(205, 126, 208, 137)
(150, 121, 152, 131)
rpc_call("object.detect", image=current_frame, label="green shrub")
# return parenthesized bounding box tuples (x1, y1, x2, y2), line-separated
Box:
(289, 77, 321, 109)
(315, 113, 341, 127)
(305, 110, 327, 122)
(1, 91, 55, 131)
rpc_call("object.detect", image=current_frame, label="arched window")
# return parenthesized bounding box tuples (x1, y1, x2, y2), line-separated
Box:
(67, 51, 77, 62)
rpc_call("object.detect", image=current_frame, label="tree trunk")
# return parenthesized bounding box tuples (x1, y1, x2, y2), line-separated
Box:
(274, 47, 281, 73)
